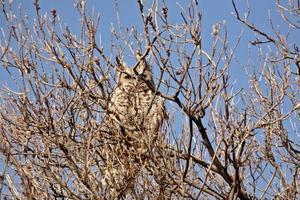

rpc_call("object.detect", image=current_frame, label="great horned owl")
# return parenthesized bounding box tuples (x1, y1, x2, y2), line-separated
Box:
(103, 55, 165, 152)
(100, 55, 165, 198)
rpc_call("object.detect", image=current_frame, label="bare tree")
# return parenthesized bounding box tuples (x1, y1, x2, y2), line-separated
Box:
(0, 0, 299, 199)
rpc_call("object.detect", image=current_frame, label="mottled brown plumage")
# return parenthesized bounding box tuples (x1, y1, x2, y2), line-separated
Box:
(100, 56, 165, 197)
(103, 56, 164, 152)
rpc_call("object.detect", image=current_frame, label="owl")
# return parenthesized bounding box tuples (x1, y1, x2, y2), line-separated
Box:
(102, 55, 165, 154)
(100, 55, 165, 197)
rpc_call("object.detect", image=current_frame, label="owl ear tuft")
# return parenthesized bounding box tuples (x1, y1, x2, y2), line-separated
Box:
(116, 56, 121, 66)
(135, 52, 151, 74)
(116, 56, 125, 72)
(137, 59, 151, 74)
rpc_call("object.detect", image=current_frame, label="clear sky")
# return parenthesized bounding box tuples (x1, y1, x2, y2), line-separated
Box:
(0, 0, 296, 89)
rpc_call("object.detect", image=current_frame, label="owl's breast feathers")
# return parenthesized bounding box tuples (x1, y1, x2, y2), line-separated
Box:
(105, 84, 164, 134)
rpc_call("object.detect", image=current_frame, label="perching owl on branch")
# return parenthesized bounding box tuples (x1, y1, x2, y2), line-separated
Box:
(103, 55, 165, 152)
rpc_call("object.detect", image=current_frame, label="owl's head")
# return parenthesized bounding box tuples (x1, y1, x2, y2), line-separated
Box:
(116, 56, 154, 92)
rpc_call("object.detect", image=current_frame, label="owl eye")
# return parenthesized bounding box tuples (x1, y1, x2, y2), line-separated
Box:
(124, 74, 131, 79)
(140, 74, 147, 78)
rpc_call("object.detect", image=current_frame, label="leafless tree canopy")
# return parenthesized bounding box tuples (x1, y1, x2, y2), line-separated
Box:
(0, 0, 299, 199)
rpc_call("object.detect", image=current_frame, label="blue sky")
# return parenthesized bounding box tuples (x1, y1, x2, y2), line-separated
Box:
(0, 0, 292, 88)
